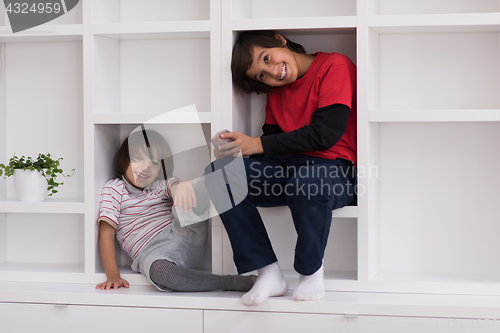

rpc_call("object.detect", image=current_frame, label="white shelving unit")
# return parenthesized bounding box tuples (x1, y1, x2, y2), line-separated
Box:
(1, 0, 500, 331)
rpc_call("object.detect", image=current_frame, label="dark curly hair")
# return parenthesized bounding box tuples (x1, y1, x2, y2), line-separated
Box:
(231, 31, 306, 94)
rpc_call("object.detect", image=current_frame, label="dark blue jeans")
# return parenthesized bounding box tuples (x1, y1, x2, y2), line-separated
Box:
(205, 154, 356, 275)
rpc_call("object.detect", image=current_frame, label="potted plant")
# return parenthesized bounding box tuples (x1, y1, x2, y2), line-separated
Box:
(0, 153, 75, 202)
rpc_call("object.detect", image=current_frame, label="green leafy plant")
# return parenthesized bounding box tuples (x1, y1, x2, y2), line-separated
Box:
(0, 153, 75, 196)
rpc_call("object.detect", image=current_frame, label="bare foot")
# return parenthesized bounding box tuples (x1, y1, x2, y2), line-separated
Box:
(292, 264, 325, 301)
(241, 262, 288, 306)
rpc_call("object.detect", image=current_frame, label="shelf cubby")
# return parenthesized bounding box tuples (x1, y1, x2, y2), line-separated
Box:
(375, 122, 500, 288)
(0, 213, 85, 282)
(93, 123, 213, 281)
(93, 34, 211, 115)
(222, 215, 358, 288)
(93, 0, 210, 24)
(226, 29, 357, 136)
(1, 40, 84, 200)
(368, 29, 499, 117)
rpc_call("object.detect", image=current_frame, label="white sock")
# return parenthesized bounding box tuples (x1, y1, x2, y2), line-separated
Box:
(292, 263, 325, 301)
(241, 262, 288, 306)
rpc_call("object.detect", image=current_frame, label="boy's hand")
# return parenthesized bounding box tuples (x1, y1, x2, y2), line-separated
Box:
(96, 276, 129, 290)
(173, 180, 197, 213)
(217, 131, 263, 157)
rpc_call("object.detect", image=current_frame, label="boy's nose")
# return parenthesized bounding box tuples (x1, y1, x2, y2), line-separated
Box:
(273, 64, 280, 78)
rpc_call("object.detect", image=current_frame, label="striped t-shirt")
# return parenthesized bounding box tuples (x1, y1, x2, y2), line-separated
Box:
(97, 177, 179, 259)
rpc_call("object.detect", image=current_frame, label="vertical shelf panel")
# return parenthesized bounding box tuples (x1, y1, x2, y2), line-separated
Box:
(0, 43, 5, 201)
(357, 0, 382, 281)
(0, 214, 6, 264)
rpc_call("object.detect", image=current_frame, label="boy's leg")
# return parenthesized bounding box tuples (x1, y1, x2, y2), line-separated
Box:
(150, 260, 255, 292)
(204, 156, 292, 305)
(204, 156, 290, 273)
(285, 156, 355, 301)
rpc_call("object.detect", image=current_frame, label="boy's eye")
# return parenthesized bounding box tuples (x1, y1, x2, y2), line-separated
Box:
(259, 73, 264, 80)
(263, 55, 268, 63)
(152, 161, 160, 166)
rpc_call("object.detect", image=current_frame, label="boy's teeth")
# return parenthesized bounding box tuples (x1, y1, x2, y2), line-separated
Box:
(280, 64, 286, 80)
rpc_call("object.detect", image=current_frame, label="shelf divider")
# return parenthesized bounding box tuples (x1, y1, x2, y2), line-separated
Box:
(369, 109, 500, 123)
(93, 112, 211, 125)
(368, 13, 500, 33)
(232, 16, 357, 31)
(0, 199, 85, 214)
(92, 21, 210, 40)
(0, 24, 83, 42)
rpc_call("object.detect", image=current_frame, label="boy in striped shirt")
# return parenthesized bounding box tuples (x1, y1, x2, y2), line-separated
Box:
(96, 129, 255, 292)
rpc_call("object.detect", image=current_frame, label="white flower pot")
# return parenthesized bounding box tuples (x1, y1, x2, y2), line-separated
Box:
(13, 169, 48, 202)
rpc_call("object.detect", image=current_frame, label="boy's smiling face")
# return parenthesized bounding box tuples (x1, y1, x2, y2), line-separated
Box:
(125, 154, 161, 190)
(245, 37, 302, 88)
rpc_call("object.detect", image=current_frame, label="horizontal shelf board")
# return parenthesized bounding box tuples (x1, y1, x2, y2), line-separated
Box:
(232, 16, 357, 31)
(2, 281, 500, 319)
(92, 21, 210, 40)
(372, 271, 500, 285)
(258, 205, 357, 219)
(0, 198, 84, 214)
(368, 110, 500, 122)
(0, 270, 88, 284)
(369, 13, 500, 33)
(93, 112, 211, 124)
(0, 24, 83, 42)
(359, 272, 500, 296)
(0, 262, 84, 274)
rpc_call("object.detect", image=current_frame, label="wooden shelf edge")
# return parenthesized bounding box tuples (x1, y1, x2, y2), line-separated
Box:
(93, 112, 211, 125)
(0, 199, 84, 214)
(368, 13, 500, 28)
(2, 280, 500, 319)
(258, 206, 357, 219)
(368, 110, 500, 123)
(232, 16, 357, 31)
(92, 21, 211, 36)
(0, 23, 82, 34)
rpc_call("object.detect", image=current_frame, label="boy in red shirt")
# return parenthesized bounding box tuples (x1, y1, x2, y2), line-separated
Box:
(206, 31, 357, 306)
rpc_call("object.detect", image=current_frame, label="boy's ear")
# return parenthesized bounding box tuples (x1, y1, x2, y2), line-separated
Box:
(275, 34, 287, 46)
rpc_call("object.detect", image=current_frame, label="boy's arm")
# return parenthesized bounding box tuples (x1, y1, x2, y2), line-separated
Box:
(96, 221, 129, 290)
(169, 180, 196, 213)
(260, 104, 350, 157)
